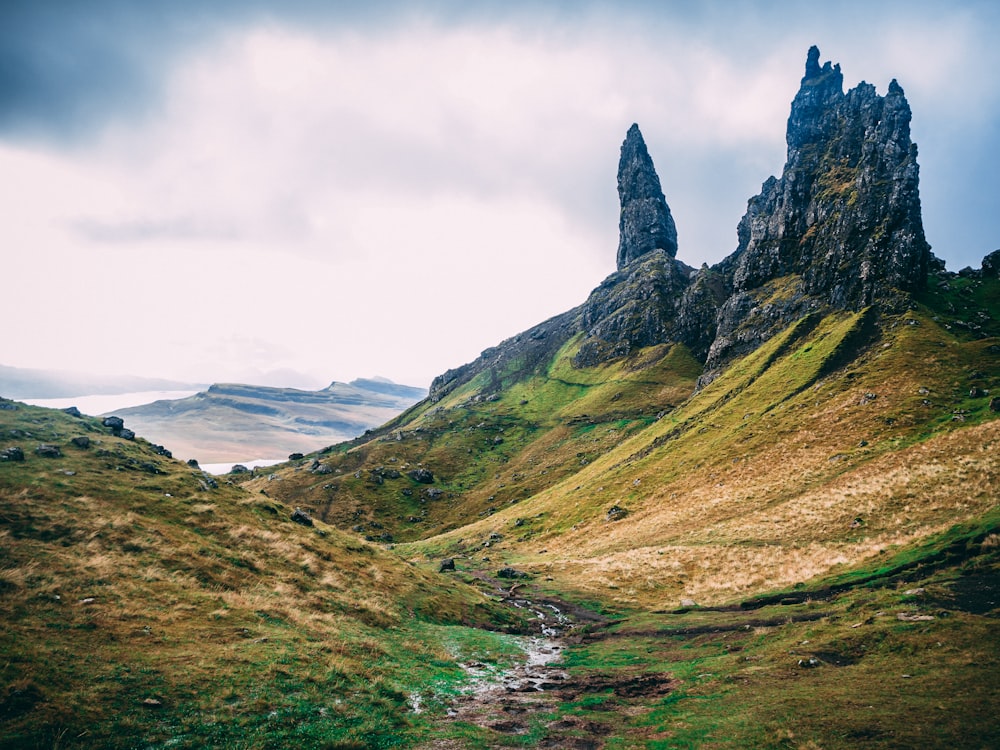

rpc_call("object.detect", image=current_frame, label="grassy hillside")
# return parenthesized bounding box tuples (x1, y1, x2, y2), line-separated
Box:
(410, 510, 999, 748)
(0, 403, 528, 749)
(256, 286, 998, 613)
(406, 307, 998, 608)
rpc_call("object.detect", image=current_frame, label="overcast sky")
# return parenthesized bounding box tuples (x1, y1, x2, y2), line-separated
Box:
(2, 1, 998, 389)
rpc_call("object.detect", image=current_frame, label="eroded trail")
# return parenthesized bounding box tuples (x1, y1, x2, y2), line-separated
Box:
(415, 583, 613, 749)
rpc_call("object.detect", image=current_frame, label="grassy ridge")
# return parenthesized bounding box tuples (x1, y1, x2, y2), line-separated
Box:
(397, 307, 998, 612)
(0, 404, 528, 748)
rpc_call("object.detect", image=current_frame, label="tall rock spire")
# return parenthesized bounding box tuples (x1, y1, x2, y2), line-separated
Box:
(616, 123, 678, 270)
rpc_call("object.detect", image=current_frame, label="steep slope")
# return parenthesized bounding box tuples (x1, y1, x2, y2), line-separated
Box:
(0, 402, 526, 748)
(110, 378, 426, 463)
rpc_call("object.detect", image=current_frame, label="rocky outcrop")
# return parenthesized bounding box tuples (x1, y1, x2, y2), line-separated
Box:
(616, 124, 678, 269)
(575, 251, 693, 366)
(704, 46, 931, 373)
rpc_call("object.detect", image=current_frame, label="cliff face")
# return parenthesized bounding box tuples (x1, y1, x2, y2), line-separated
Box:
(431, 47, 942, 400)
(705, 46, 931, 372)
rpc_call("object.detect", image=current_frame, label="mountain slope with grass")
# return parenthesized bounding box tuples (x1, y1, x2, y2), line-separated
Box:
(0, 402, 530, 749)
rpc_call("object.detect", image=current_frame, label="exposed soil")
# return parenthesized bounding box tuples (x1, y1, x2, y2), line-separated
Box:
(412, 576, 658, 749)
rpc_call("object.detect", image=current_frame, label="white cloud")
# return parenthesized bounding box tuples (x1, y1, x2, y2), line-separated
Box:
(3, 7, 999, 388)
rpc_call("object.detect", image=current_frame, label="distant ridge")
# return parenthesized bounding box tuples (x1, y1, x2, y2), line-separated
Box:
(111, 378, 427, 463)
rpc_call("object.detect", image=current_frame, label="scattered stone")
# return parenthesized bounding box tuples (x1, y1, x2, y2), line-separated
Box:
(904, 588, 926, 596)
(680, 598, 698, 608)
(312, 464, 333, 475)
(35, 444, 62, 458)
(290, 508, 314, 527)
(408, 468, 434, 483)
(425, 487, 444, 500)
(141, 698, 163, 708)
(0, 447, 25, 461)
(991, 397, 1000, 413)
(70, 436, 90, 449)
(896, 612, 935, 622)
(439, 558, 456, 572)
(488, 532, 503, 542)
(798, 657, 821, 668)
(497, 567, 528, 580)
(860, 392, 878, 405)
(149, 444, 171, 458)
(62, 406, 83, 417)
(970, 386, 986, 398)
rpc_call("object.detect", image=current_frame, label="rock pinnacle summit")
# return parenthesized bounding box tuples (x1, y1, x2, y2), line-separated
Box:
(616, 123, 678, 270)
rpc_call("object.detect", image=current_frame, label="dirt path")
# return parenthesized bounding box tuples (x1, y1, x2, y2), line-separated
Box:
(414, 580, 613, 749)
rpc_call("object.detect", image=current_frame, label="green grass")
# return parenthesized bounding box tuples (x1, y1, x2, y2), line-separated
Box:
(0, 402, 532, 749)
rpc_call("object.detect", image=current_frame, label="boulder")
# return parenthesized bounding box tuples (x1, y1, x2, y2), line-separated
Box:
(35, 444, 62, 458)
(288, 452, 304, 460)
(981, 249, 1000, 278)
(102, 416, 125, 434)
(439, 558, 456, 572)
(606, 504, 629, 522)
(71, 436, 91, 449)
(119, 428, 135, 441)
(497, 567, 527, 580)
(408, 468, 434, 483)
(230, 464, 250, 474)
(290, 508, 314, 527)
(62, 406, 83, 417)
(0, 446, 25, 461)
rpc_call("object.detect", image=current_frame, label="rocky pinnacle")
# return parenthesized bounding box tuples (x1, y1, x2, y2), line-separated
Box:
(616, 123, 678, 270)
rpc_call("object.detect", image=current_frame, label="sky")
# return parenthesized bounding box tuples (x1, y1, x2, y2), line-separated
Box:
(2, 1, 998, 390)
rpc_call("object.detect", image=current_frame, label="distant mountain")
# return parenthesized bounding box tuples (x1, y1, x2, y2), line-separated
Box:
(0, 364, 202, 399)
(110, 378, 427, 463)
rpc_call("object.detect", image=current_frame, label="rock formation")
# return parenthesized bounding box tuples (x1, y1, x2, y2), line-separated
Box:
(428, 47, 967, 400)
(704, 46, 931, 373)
(616, 124, 678, 269)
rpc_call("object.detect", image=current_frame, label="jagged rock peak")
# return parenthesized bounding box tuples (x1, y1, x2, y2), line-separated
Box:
(616, 123, 678, 270)
(731, 46, 929, 305)
(704, 46, 931, 376)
